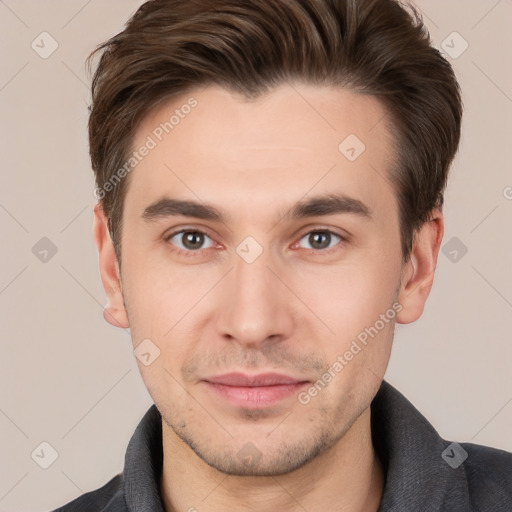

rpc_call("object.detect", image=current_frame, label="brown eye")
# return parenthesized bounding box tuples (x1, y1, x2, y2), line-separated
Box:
(297, 230, 343, 251)
(167, 230, 215, 254)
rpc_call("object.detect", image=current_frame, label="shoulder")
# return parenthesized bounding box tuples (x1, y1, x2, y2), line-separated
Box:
(459, 442, 512, 509)
(50, 474, 126, 512)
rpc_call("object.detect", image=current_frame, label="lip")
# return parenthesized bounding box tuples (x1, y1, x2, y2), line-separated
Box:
(203, 372, 310, 408)
(205, 372, 306, 387)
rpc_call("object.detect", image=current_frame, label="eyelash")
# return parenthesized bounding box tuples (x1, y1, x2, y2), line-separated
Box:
(165, 228, 347, 258)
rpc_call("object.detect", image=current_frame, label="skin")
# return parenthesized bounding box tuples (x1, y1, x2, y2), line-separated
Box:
(93, 83, 443, 512)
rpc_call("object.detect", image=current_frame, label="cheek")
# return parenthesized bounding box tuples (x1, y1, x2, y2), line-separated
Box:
(290, 256, 400, 340)
(125, 274, 195, 399)
(121, 256, 197, 326)
(122, 263, 215, 376)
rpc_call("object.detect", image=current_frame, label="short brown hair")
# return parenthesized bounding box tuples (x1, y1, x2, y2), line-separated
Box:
(87, 0, 462, 265)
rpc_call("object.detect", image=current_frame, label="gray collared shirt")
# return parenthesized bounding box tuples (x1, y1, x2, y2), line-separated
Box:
(51, 380, 512, 511)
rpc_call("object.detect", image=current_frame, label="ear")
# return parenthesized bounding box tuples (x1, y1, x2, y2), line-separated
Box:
(396, 207, 444, 324)
(93, 203, 130, 328)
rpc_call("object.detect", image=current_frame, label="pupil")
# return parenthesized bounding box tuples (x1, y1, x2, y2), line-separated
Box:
(185, 232, 202, 249)
(311, 232, 329, 249)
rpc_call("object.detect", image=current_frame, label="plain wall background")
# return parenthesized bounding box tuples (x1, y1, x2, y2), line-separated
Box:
(1, 1, 511, 510)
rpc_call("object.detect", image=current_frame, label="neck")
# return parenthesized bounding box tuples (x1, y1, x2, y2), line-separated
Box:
(160, 407, 384, 512)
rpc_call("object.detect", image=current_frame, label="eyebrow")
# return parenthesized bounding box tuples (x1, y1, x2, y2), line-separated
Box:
(141, 192, 372, 223)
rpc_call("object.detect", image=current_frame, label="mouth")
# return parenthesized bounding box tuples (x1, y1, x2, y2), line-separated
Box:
(202, 372, 310, 408)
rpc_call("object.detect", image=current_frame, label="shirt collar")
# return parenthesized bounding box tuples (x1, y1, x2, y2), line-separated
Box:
(372, 381, 470, 511)
(123, 402, 165, 511)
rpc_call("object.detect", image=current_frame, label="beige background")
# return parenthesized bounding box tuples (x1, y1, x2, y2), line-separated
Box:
(1, 1, 511, 510)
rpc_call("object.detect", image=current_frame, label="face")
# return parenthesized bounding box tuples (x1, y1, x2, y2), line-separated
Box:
(95, 83, 438, 476)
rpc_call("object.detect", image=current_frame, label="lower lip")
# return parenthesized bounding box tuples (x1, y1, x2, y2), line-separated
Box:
(204, 381, 309, 408)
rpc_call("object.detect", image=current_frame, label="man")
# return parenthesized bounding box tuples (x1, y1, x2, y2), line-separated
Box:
(53, 0, 512, 510)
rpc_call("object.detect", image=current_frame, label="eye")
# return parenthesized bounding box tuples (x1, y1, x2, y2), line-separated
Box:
(166, 229, 216, 255)
(296, 230, 344, 252)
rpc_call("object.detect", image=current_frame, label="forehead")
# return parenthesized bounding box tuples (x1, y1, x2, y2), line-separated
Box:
(125, 83, 396, 224)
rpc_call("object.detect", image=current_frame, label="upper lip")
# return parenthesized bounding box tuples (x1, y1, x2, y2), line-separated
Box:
(204, 372, 308, 387)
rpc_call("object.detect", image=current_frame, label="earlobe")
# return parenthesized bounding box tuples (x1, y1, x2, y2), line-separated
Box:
(93, 203, 130, 329)
(396, 208, 444, 324)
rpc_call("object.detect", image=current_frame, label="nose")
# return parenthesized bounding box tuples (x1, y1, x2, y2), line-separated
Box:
(214, 245, 294, 349)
